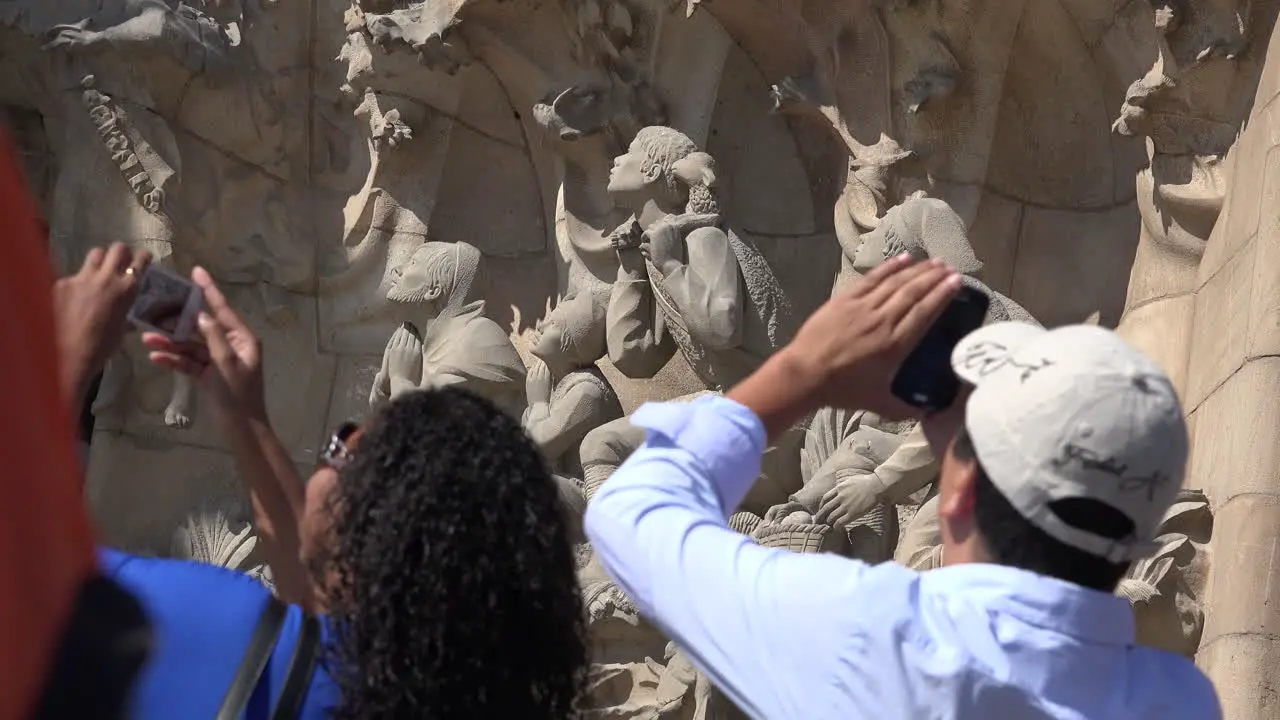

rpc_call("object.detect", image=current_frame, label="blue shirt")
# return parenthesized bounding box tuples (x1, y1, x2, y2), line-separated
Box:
(99, 549, 340, 719)
(584, 395, 1221, 720)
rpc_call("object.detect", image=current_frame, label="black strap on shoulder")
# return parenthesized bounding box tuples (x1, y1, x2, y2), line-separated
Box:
(271, 613, 322, 720)
(215, 597, 287, 720)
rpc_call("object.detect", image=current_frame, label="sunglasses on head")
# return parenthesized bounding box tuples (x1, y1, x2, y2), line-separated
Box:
(319, 421, 361, 471)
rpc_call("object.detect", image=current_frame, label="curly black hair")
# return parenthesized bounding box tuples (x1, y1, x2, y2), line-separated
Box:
(325, 387, 588, 719)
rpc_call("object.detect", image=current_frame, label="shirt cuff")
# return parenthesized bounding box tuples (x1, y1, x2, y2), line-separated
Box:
(630, 395, 767, 513)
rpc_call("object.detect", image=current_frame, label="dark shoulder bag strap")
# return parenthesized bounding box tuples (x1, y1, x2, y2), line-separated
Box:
(271, 613, 322, 720)
(215, 597, 287, 720)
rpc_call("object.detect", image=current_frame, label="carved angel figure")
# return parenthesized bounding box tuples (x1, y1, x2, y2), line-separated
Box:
(369, 241, 526, 417)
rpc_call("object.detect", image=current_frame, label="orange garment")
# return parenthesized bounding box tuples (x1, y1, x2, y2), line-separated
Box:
(0, 128, 98, 719)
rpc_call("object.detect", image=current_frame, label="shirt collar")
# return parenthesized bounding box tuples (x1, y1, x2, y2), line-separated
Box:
(922, 563, 1135, 646)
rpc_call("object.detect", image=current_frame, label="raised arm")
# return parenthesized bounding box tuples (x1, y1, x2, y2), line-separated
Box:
(588, 255, 963, 717)
(584, 387, 867, 718)
(52, 243, 152, 425)
(143, 268, 314, 611)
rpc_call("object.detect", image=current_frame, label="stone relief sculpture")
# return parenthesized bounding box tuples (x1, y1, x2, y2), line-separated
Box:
(69, 75, 200, 429)
(353, 0, 474, 75)
(48, 63, 193, 427)
(29, 0, 290, 430)
(605, 125, 794, 389)
(756, 197, 1041, 569)
(1116, 489, 1212, 659)
(580, 126, 807, 516)
(842, 197, 1035, 325)
(369, 241, 526, 417)
(523, 315, 623, 478)
(760, 407, 905, 562)
(10, 0, 1280, 713)
(43, 0, 235, 75)
(532, 85, 670, 383)
(524, 0, 673, 391)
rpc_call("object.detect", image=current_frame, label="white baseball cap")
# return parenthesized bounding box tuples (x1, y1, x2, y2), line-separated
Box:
(950, 322, 1188, 563)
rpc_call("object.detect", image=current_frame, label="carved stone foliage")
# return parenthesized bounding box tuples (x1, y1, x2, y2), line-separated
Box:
(1116, 489, 1212, 658)
(171, 506, 273, 589)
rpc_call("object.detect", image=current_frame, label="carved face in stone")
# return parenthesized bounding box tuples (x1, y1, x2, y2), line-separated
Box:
(851, 219, 926, 274)
(607, 140, 654, 196)
(607, 126, 699, 207)
(852, 197, 981, 276)
(387, 242, 459, 306)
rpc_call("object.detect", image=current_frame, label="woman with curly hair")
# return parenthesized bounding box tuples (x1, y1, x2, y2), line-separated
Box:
(316, 389, 590, 718)
(68, 262, 587, 718)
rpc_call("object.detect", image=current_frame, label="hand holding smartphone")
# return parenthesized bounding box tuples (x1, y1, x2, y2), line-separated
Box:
(127, 266, 204, 342)
(890, 285, 990, 412)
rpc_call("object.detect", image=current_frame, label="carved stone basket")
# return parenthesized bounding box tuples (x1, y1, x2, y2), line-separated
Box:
(754, 522, 843, 555)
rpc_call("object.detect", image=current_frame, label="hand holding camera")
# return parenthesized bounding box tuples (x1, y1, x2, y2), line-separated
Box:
(53, 243, 152, 409)
(141, 267, 267, 433)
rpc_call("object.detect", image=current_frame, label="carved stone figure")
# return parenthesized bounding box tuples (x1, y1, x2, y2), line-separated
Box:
(580, 126, 805, 515)
(844, 196, 1035, 325)
(523, 318, 623, 478)
(369, 241, 526, 417)
(605, 125, 794, 389)
(531, 84, 669, 382)
(772, 197, 1042, 563)
(761, 408, 905, 563)
(43, 0, 235, 75)
(523, 308, 622, 546)
(578, 550, 672, 715)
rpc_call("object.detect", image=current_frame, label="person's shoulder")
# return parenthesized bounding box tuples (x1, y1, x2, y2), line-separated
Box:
(1127, 646, 1221, 719)
(100, 547, 271, 603)
(827, 557, 921, 607)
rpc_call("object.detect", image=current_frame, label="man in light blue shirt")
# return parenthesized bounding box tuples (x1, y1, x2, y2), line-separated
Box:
(585, 256, 1221, 719)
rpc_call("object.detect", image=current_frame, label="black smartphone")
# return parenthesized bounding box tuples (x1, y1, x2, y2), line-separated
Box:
(126, 265, 204, 342)
(890, 285, 991, 412)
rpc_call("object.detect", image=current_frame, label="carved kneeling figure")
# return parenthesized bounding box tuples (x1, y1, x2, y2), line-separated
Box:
(369, 241, 525, 417)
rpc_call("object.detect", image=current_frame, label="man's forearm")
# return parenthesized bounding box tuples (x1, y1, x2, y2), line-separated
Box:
(726, 349, 822, 444)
